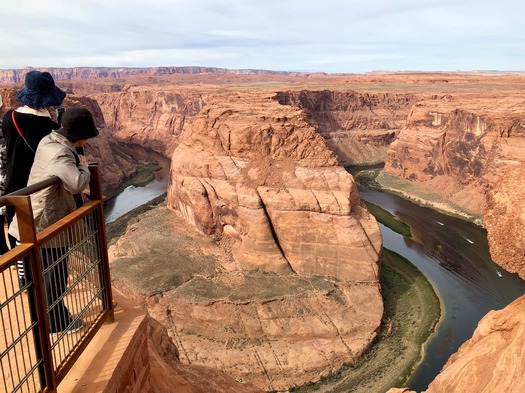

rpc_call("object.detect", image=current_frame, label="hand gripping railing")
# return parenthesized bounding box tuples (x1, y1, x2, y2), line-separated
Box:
(0, 164, 114, 393)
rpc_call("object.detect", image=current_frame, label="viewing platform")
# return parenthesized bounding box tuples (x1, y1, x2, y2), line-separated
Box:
(0, 165, 153, 393)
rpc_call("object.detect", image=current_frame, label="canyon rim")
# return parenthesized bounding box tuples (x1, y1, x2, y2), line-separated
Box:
(1, 68, 525, 392)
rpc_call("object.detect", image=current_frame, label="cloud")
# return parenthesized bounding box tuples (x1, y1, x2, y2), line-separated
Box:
(1, 0, 524, 73)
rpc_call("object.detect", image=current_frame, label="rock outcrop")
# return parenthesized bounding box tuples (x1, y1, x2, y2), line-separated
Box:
(484, 162, 525, 279)
(90, 86, 207, 157)
(424, 295, 525, 393)
(383, 94, 525, 218)
(110, 205, 383, 391)
(387, 294, 525, 393)
(107, 89, 384, 390)
(148, 317, 265, 393)
(275, 90, 418, 166)
(167, 91, 382, 280)
(380, 78, 525, 393)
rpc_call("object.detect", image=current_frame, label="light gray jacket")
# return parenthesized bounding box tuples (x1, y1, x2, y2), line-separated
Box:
(9, 131, 90, 240)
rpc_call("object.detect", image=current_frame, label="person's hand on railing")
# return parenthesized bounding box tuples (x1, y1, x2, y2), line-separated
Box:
(78, 154, 89, 166)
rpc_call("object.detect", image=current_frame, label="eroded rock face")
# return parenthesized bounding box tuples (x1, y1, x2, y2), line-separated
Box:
(383, 97, 525, 217)
(275, 90, 418, 166)
(0, 66, 291, 85)
(91, 86, 207, 157)
(102, 90, 386, 390)
(167, 91, 382, 281)
(421, 295, 525, 393)
(379, 86, 525, 393)
(110, 205, 383, 391)
(484, 162, 525, 280)
(148, 317, 265, 393)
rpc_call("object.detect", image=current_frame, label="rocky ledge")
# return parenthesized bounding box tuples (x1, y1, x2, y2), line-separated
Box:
(109, 205, 382, 391)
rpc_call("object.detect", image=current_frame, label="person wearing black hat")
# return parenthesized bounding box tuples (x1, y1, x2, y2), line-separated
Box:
(1, 70, 66, 284)
(9, 106, 99, 335)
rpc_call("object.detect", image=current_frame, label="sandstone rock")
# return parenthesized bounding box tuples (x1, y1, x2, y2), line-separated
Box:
(110, 206, 383, 391)
(484, 162, 525, 280)
(423, 295, 525, 393)
(148, 317, 264, 393)
(275, 90, 418, 166)
(0, 66, 292, 86)
(383, 96, 525, 217)
(167, 91, 382, 281)
(91, 87, 207, 157)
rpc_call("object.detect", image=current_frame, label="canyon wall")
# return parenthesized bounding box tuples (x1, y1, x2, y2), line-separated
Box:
(275, 90, 419, 166)
(0, 66, 292, 85)
(383, 96, 525, 215)
(383, 79, 525, 393)
(389, 293, 525, 393)
(89, 86, 207, 156)
(484, 162, 525, 280)
(167, 91, 382, 280)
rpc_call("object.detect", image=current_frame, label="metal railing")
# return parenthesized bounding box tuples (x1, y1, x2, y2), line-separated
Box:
(0, 165, 114, 393)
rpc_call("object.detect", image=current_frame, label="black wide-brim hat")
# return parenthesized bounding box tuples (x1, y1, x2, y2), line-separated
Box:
(16, 71, 66, 108)
(57, 107, 99, 142)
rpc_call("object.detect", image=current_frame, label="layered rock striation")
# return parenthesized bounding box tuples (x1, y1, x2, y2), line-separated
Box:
(117, 90, 386, 390)
(484, 162, 525, 279)
(388, 295, 525, 393)
(167, 91, 382, 280)
(275, 90, 419, 166)
(382, 79, 525, 393)
(90, 86, 207, 156)
(424, 295, 525, 393)
(0, 66, 292, 85)
(110, 205, 383, 391)
(383, 95, 525, 218)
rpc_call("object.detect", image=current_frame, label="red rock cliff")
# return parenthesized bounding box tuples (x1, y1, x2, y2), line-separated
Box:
(90, 86, 206, 157)
(384, 96, 525, 217)
(167, 91, 382, 281)
(383, 77, 525, 393)
(275, 90, 419, 165)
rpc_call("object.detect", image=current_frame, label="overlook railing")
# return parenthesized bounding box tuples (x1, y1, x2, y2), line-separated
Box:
(0, 165, 114, 393)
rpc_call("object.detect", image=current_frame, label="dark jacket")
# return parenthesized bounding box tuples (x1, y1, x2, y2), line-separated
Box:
(2, 108, 59, 220)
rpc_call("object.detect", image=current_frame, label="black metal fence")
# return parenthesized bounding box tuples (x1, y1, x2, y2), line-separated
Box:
(0, 165, 114, 393)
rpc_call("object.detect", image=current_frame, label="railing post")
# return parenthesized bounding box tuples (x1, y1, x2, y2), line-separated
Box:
(88, 164, 115, 322)
(8, 195, 57, 392)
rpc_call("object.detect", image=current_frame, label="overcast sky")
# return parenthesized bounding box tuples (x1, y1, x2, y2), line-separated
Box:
(2, 0, 523, 74)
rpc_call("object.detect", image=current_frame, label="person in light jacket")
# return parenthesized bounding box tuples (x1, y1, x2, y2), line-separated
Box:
(9, 107, 99, 335)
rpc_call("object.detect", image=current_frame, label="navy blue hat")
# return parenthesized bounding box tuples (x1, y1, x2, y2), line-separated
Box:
(16, 71, 66, 108)
(57, 107, 99, 142)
